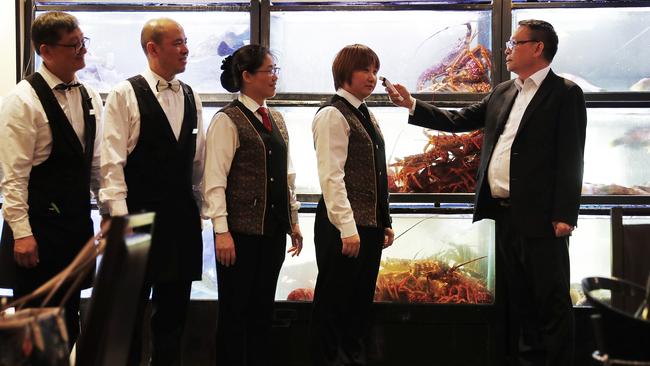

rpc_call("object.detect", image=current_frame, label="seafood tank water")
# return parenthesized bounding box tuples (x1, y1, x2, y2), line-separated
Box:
(266, 107, 650, 196)
(270, 10, 492, 93)
(513, 7, 650, 92)
(34, 10, 251, 93)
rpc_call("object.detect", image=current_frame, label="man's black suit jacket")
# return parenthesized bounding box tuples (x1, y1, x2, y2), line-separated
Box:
(409, 70, 587, 238)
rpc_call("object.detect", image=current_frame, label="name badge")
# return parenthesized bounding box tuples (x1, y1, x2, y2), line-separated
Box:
(192, 128, 198, 134)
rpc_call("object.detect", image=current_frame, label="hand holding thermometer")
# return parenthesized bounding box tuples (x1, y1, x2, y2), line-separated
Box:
(379, 76, 403, 102)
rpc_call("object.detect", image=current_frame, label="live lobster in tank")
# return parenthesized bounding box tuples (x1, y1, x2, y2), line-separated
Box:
(416, 22, 492, 93)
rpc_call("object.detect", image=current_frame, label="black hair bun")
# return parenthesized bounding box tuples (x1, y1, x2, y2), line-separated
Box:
(220, 55, 239, 92)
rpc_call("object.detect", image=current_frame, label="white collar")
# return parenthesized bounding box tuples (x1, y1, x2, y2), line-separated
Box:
(515, 65, 551, 91)
(38, 64, 79, 90)
(238, 93, 267, 114)
(336, 88, 365, 109)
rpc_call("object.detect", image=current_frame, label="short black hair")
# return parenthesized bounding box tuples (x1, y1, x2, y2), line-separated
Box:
(518, 19, 558, 62)
(31, 11, 79, 56)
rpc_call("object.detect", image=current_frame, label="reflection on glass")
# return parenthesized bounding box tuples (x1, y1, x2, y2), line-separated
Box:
(513, 8, 650, 92)
(0, 207, 626, 305)
(190, 212, 496, 303)
(270, 10, 491, 93)
(569, 215, 611, 305)
(35, 11, 250, 93)
(583, 109, 650, 194)
(36, 0, 249, 4)
(238, 106, 650, 196)
(273, 106, 412, 194)
(273, 0, 488, 3)
(373, 215, 495, 304)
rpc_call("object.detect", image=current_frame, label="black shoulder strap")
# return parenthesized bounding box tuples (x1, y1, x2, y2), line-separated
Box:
(25, 73, 84, 158)
(78, 85, 96, 166)
(127, 74, 177, 144)
(177, 81, 198, 147)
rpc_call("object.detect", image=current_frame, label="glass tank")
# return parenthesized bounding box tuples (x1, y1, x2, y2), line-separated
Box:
(583, 108, 650, 194)
(0, 210, 631, 306)
(269, 10, 492, 93)
(250, 106, 650, 196)
(192, 212, 496, 304)
(35, 0, 249, 4)
(34, 10, 250, 93)
(512, 7, 650, 92)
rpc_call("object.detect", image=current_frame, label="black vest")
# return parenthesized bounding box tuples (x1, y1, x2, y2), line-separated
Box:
(0, 72, 96, 288)
(124, 75, 203, 281)
(124, 75, 197, 210)
(233, 101, 291, 235)
(26, 72, 96, 218)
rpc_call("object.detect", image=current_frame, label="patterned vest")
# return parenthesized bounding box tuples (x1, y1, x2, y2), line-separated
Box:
(326, 96, 391, 228)
(221, 101, 292, 235)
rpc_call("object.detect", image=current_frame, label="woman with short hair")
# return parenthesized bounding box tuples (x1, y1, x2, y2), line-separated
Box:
(310, 44, 395, 366)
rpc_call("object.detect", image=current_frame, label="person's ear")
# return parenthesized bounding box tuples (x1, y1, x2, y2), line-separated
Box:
(38, 44, 53, 62)
(534, 41, 545, 58)
(146, 41, 158, 57)
(242, 70, 253, 84)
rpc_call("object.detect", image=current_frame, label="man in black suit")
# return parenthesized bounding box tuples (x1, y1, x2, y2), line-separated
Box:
(387, 19, 586, 366)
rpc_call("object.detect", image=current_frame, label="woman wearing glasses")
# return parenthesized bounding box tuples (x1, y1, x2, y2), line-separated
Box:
(201, 44, 302, 365)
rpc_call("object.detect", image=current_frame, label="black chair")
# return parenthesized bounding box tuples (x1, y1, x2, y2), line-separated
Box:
(610, 207, 650, 287)
(75, 212, 155, 366)
(582, 276, 650, 365)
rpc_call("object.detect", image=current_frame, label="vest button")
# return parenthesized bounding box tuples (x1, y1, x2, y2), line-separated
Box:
(268, 150, 272, 155)
(270, 177, 275, 182)
(271, 204, 275, 208)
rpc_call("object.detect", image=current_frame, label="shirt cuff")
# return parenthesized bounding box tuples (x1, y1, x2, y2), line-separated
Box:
(338, 220, 358, 239)
(212, 216, 229, 234)
(9, 218, 33, 239)
(408, 97, 417, 116)
(109, 199, 129, 217)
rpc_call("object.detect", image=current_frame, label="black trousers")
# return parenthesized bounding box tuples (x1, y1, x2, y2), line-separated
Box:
(310, 202, 384, 366)
(495, 208, 574, 366)
(0, 218, 91, 351)
(215, 230, 287, 366)
(128, 280, 193, 366)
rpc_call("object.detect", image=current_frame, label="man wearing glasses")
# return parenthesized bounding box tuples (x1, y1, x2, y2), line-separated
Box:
(387, 19, 586, 366)
(99, 17, 204, 366)
(0, 11, 104, 349)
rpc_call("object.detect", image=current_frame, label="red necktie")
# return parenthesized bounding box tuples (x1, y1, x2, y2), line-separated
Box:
(257, 107, 273, 132)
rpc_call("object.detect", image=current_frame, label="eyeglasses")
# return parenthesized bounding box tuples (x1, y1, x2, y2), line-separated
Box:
(253, 66, 281, 76)
(505, 39, 539, 50)
(52, 37, 90, 54)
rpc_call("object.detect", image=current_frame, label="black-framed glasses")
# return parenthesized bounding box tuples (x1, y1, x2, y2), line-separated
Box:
(505, 39, 539, 50)
(254, 66, 281, 76)
(52, 37, 90, 54)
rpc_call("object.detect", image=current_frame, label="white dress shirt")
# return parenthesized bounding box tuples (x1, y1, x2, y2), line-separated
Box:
(312, 88, 370, 238)
(487, 66, 551, 198)
(0, 65, 105, 239)
(99, 67, 205, 216)
(201, 94, 300, 233)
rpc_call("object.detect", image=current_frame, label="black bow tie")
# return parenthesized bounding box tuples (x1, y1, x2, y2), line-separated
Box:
(54, 82, 81, 91)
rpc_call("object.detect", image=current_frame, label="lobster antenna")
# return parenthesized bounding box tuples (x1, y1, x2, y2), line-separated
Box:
(451, 255, 487, 271)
